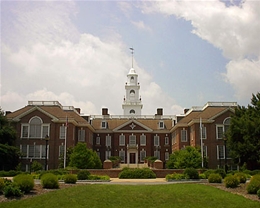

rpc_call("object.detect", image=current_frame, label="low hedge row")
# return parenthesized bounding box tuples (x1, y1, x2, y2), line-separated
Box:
(119, 168, 156, 179)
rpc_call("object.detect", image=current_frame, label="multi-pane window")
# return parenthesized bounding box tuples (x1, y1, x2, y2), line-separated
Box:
(60, 126, 66, 139)
(172, 132, 176, 144)
(119, 134, 125, 146)
(203, 146, 207, 157)
(165, 152, 169, 161)
(78, 129, 85, 142)
(165, 137, 169, 145)
(96, 137, 100, 145)
(101, 121, 107, 129)
(24, 144, 48, 158)
(59, 145, 64, 157)
(154, 135, 160, 146)
(154, 150, 160, 159)
(140, 150, 146, 162)
(106, 134, 111, 146)
(129, 134, 136, 146)
(217, 145, 225, 159)
(159, 121, 164, 129)
(140, 134, 146, 146)
(216, 125, 224, 139)
(201, 126, 207, 139)
(21, 117, 49, 139)
(119, 150, 125, 162)
(105, 150, 111, 160)
(181, 129, 187, 142)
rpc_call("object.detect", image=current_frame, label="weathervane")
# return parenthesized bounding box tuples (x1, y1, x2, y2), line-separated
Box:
(130, 47, 134, 68)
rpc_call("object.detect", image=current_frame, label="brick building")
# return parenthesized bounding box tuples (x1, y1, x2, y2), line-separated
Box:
(5, 67, 237, 170)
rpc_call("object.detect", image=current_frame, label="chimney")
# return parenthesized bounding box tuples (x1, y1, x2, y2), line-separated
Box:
(102, 108, 109, 115)
(184, 109, 189, 114)
(75, 108, 81, 114)
(156, 108, 163, 116)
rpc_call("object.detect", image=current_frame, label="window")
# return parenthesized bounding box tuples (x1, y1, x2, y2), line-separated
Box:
(154, 150, 160, 159)
(59, 145, 64, 157)
(101, 121, 107, 129)
(119, 134, 125, 146)
(105, 150, 111, 160)
(130, 109, 135, 114)
(224, 118, 231, 133)
(26, 144, 47, 158)
(21, 145, 27, 157)
(129, 134, 136, 146)
(159, 121, 164, 129)
(203, 146, 207, 157)
(119, 150, 125, 162)
(140, 134, 146, 146)
(106, 134, 111, 146)
(165, 152, 169, 161)
(217, 145, 225, 159)
(181, 129, 187, 142)
(140, 150, 146, 162)
(216, 125, 224, 139)
(172, 132, 176, 144)
(21, 117, 49, 139)
(130, 76, 134, 82)
(201, 126, 207, 139)
(96, 137, 100, 145)
(78, 129, 85, 142)
(60, 126, 66, 139)
(165, 137, 169, 145)
(154, 135, 160, 146)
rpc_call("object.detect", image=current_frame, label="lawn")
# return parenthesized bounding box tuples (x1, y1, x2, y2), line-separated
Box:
(1, 184, 259, 208)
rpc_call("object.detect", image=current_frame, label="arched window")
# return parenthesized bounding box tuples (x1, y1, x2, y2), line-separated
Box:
(29, 117, 42, 138)
(130, 109, 135, 114)
(130, 89, 135, 94)
(130, 76, 134, 82)
(223, 117, 231, 133)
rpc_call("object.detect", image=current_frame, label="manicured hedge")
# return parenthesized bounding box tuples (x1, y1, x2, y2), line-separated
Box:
(41, 173, 59, 189)
(77, 170, 90, 180)
(208, 173, 222, 183)
(13, 174, 35, 193)
(224, 175, 240, 188)
(64, 174, 77, 184)
(119, 168, 156, 179)
(247, 174, 260, 194)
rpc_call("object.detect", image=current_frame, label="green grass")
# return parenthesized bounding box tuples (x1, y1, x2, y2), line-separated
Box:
(1, 184, 259, 208)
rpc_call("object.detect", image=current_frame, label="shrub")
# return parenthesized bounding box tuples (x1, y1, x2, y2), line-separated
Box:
(39, 169, 69, 179)
(0, 170, 22, 177)
(88, 175, 110, 180)
(214, 169, 226, 178)
(3, 183, 23, 197)
(257, 189, 260, 199)
(41, 173, 59, 189)
(0, 178, 5, 193)
(199, 174, 206, 179)
(13, 174, 34, 193)
(224, 175, 240, 188)
(31, 161, 43, 172)
(166, 173, 185, 180)
(119, 168, 156, 179)
(64, 174, 77, 184)
(183, 168, 199, 179)
(203, 170, 215, 179)
(208, 173, 222, 183)
(77, 170, 90, 180)
(247, 174, 260, 194)
(234, 172, 247, 183)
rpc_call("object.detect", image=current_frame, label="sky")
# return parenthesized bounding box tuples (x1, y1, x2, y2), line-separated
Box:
(1, 0, 260, 116)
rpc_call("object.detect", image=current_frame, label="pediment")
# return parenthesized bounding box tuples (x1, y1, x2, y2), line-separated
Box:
(113, 120, 153, 132)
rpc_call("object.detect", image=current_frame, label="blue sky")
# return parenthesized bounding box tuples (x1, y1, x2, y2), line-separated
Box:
(1, 0, 260, 115)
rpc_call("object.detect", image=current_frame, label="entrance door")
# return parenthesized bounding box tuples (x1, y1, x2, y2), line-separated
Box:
(130, 153, 135, 164)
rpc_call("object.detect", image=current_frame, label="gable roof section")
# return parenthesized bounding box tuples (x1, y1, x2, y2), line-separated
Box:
(113, 120, 153, 132)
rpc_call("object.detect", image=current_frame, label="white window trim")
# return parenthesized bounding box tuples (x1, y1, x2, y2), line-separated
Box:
(96, 137, 100, 145)
(101, 121, 107, 129)
(202, 126, 207, 139)
(154, 135, 160, 146)
(140, 150, 146, 162)
(106, 134, 111, 147)
(159, 121, 164, 129)
(165, 152, 169, 161)
(119, 134, 125, 146)
(181, 129, 187, 142)
(165, 137, 169, 145)
(216, 125, 224, 140)
(140, 134, 146, 146)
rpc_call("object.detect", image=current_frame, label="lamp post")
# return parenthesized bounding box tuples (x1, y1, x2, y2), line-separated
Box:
(45, 135, 50, 170)
(224, 137, 227, 173)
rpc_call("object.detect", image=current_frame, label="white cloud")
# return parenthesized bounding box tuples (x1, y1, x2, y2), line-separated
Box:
(131, 20, 152, 32)
(143, 0, 260, 104)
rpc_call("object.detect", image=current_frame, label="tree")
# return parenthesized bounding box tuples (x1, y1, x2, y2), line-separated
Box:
(0, 109, 21, 170)
(227, 93, 260, 170)
(69, 142, 102, 169)
(166, 146, 202, 169)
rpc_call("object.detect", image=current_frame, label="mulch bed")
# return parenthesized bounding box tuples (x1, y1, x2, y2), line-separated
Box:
(1, 182, 259, 203)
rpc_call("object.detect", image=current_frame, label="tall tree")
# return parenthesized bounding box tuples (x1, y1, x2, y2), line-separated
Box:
(227, 93, 260, 170)
(69, 142, 102, 169)
(0, 109, 21, 170)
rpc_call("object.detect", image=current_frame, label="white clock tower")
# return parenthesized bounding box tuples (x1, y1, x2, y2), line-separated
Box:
(122, 67, 143, 116)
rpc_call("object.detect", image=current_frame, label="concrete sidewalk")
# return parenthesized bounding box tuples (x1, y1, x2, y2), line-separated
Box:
(110, 178, 166, 183)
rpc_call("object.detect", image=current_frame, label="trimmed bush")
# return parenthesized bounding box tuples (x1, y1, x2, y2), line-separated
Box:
(247, 174, 260, 194)
(41, 173, 59, 189)
(0, 170, 22, 177)
(3, 183, 23, 197)
(166, 173, 185, 180)
(208, 173, 222, 183)
(13, 174, 34, 193)
(183, 168, 199, 179)
(64, 174, 77, 184)
(0, 178, 5, 193)
(234, 172, 247, 183)
(214, 169, 226, 179)
(224, 175, 240, 188)
(119, 168, 156, 179)
(39, 169, 69, 179)
(77, 170, 90, 180)
(199, 174, 206, 179)
(88, 175, 110, 180)
(257, 189, 260, 199)
(203, 170, 215, 179)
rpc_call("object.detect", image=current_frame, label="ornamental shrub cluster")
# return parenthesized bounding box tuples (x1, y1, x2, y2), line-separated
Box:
(64, 174, 77, 184)
(247, 174, 260, 194)
(183, 168, 199, 179)
(234, 172, 247, 183)
(224, 175, 240, 188)
(0, 178, 23, 197)
(77, 170, 90, 180)
(204, 169, 226, 179)
(119, 168, 156, 179)
(166, 173, 185, 180)
(13, 174, 34, 193)
(41, 173, 59, 189)
(208, 173, 222, 183)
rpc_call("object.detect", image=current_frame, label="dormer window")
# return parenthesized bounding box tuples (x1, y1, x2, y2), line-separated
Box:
(101, 121, 107, 129)
(130, 76, 134, 82)
(159, 121, 164, 129)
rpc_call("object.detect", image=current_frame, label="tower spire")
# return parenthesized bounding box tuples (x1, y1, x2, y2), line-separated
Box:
(130, 47, 134, 68)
